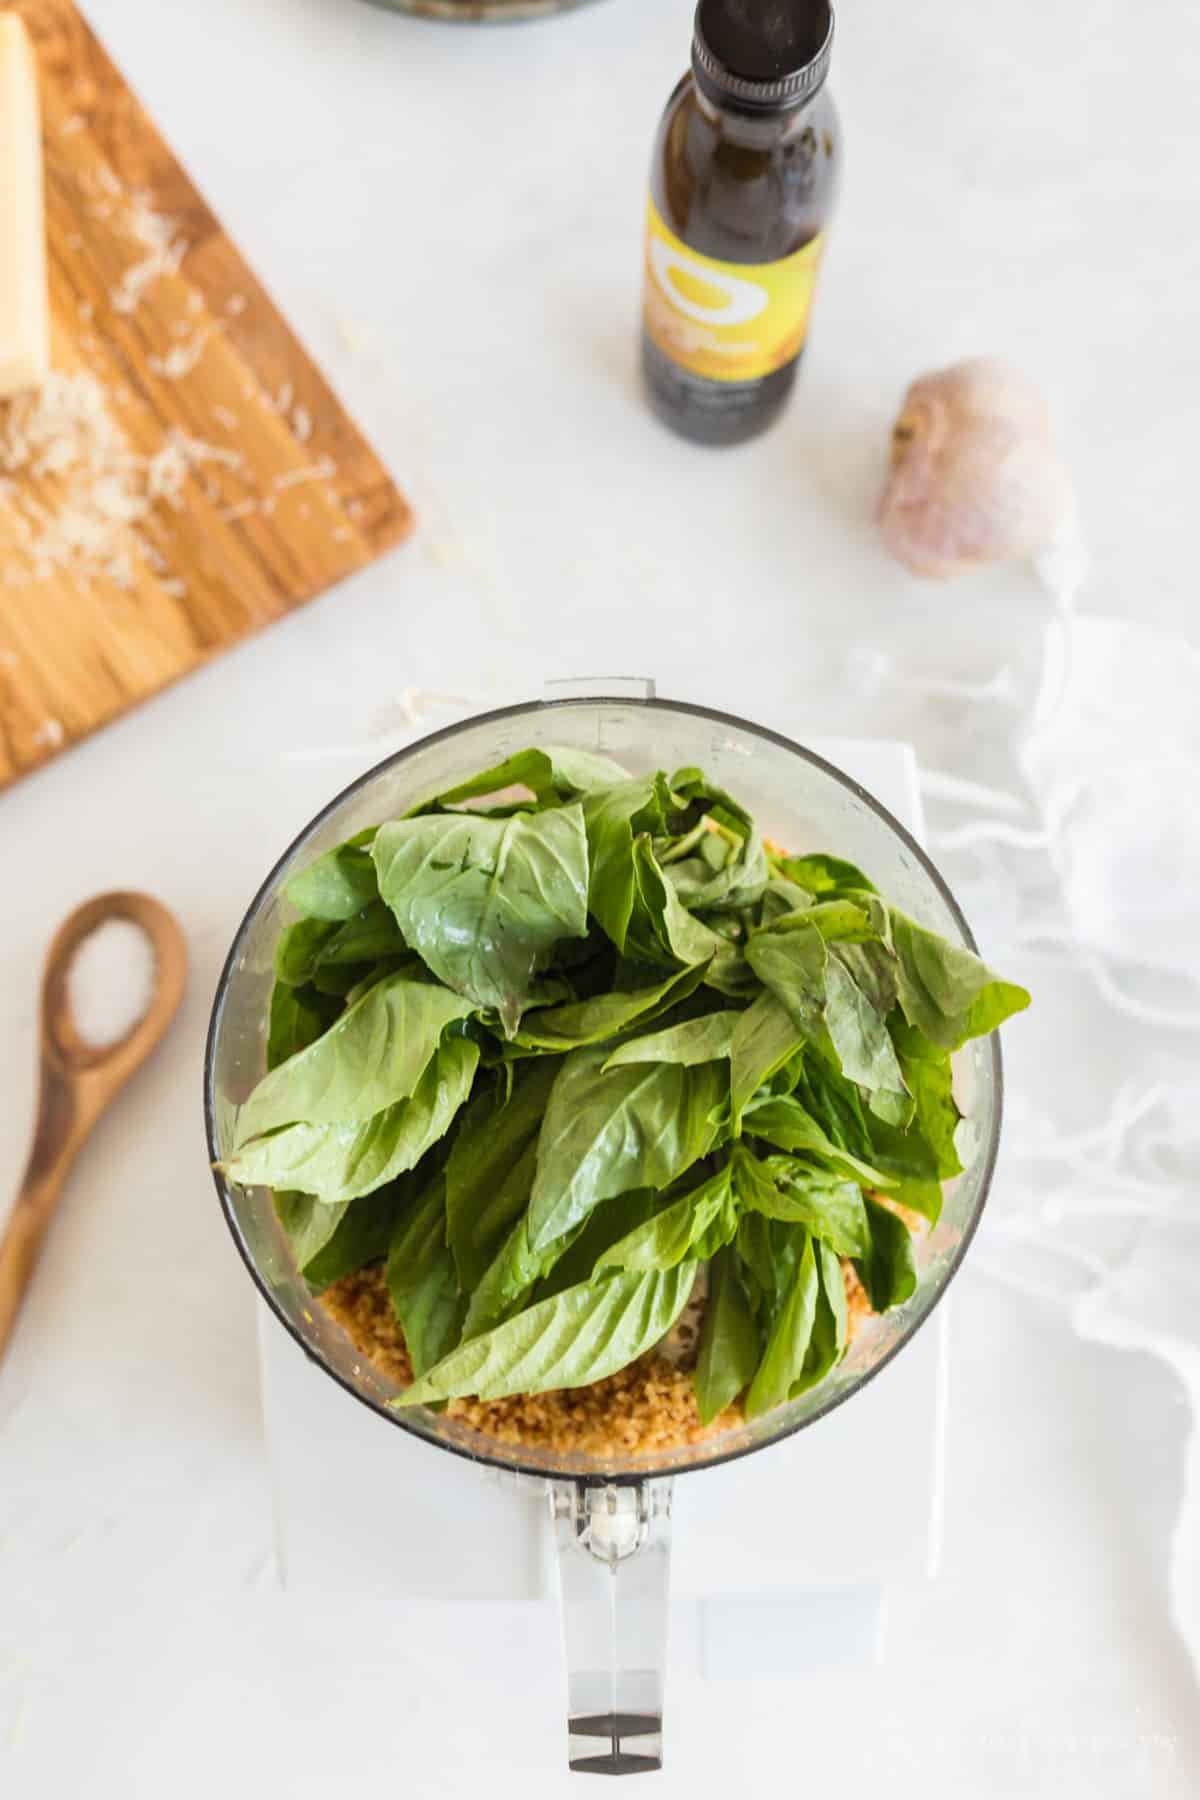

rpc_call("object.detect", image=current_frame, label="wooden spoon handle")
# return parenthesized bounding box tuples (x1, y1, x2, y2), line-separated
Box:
(0, 1062, 80, 1360)
(0, 892, 186, 1366)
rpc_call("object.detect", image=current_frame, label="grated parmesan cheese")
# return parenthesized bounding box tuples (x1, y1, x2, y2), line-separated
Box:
(110, 190, 188, 315)
(0, 374, 248, 588)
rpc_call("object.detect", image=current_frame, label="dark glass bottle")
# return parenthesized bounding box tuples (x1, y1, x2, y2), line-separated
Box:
(642, 0, 840, 446)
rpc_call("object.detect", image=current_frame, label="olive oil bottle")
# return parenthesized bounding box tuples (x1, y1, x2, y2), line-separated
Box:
(642, 0, 840, 446)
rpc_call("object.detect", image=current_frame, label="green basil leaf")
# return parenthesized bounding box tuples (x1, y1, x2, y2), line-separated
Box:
(893, 1024, 963, 1180)
(854, 1196, 918, 1312)
(294, 1185, 410, 1293)
(413, 746, 630, 813)
(527, 1046, 724, 1252)
(582, 775, 677, 951)
(274, 918, 339, 985)
(602, 1011, 735, 1071)
(444, 1057, 562, 1288)
(372, 806, 589, 1035)
(273, 1192, 349, 1280)
(759, 876, 815, 926)
(513, 961, 706, 1052)
(597, 1165, 735, 1273)
(747, 922, 908, 1106)
(873, 901, 1031, 1050)
(234, 975, 475, 1144)
(741, 1094, 893, 1186)
(460, 1211, 576, 1340)
(790, 1239, 848, 1398)
(223, 1037, 480, 1205)
(396, 1264, 697, 1405)
(774, 854, 877, 896)
(730, 991, 805, 1125)
(385, 1175, 464, 1378)
(694, 1247, 760, 1425)
(315, 901, 410, 969)
(536, 1189, 659, 1299)
(286, 832, 379, 921)
(731, 1145, 869, 1256)
(795, 899, 877, 943)
(627, 835, 726, 968)
(659, 769, 769, 913)
(266, 981, 339, 1072)
(744, 1233, 820, 1419)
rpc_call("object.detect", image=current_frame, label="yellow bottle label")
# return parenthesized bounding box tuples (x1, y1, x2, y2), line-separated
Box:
(643, 197, 825, 384)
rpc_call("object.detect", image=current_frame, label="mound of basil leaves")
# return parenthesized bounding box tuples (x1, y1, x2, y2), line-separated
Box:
(222, 747, 1029, 1425)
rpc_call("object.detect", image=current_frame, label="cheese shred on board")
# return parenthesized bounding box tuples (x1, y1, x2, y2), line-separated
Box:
(0, 371, 251, 590)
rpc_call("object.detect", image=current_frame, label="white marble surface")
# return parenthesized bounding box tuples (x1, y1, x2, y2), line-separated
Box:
(1, 0, 1198, 1793)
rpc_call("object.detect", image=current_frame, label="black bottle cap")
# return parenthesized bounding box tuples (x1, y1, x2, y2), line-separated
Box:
(692, 0, 835, 113)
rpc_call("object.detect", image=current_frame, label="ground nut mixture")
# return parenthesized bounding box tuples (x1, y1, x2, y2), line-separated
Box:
(321, 1257, 880, 1458)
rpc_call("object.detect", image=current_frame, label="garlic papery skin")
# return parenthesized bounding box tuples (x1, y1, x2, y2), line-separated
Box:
(878, 358, 1075, 579)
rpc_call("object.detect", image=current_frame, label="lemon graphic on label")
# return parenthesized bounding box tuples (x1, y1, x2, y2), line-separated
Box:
(648, 240, 768, 327)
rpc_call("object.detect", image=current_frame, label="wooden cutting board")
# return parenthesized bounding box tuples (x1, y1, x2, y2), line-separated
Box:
(0, 0, 412, 790)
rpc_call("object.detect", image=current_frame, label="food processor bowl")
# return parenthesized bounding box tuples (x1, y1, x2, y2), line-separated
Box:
(205, 681, 1002, 1771)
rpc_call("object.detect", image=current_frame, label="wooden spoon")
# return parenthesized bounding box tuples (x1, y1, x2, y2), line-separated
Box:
(0, 892, 187, 1364)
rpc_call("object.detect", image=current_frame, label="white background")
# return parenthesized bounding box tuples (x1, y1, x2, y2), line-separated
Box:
(1, 0, 1198, 1793)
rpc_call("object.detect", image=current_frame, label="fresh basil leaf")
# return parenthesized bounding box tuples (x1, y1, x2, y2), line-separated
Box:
(742, 1093, 892, 1185)
(274, 918, 339, 985)
(414, 746, 630, 813)
(582, 775, 676, 951)
(872, 901, 1031, 1049)
(266, 981, 339, 1072)
(694, 1248, 760, 1425)
(445, 1057, 562, 1288)
(385, 1175, 464, 1378)
(513, 961, 706, 1052)
(626, 835, 726, 968)
(597, 1165, 735, 1272)
(792, 899, 877, 943)
(234, 975, 475, 1144)
(744, 1233, 819, 1419)
(738, 1216, 812, 1322)
(527, 1045, 724, 1252)
(759, 876, 815, 926)
(297, 1185, 410, 1292)
(748, 922, 909, 1106)
(536, 1189, 659, 1298)
(460, 1212, 574, 1340)
(273, 1191, 349, 1279)
(791, 1239, 848, 1397)
(372, 806, 589, 1035)
(602, 1011, 735, 1071)
(659, 769, 769, 913)
(731, 1145, 869, 1256)
(223, 1037, 480, 1204)
(854, 1196, 918, 1312)
(701, 924, 760, 999)
(774, 854, 877, 896)
(315, 901, 410, 969)
(286, 832, 379, 921)
(730, 991, 805, 1125)
(892, 1024, 963, 1180)
(396, 1264, 697, 1405)
(823, 946, 909, 1100)
(745, 922, 835, 1056)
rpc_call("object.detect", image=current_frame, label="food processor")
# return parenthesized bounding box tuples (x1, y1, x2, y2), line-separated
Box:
(205, 682, 1003, 1772)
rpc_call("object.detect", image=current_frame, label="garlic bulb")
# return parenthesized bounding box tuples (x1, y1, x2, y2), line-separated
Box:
(878, 358, 1074, 579)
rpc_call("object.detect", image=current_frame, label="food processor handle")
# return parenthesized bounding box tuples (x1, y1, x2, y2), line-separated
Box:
(550, 1478, 674, 1775)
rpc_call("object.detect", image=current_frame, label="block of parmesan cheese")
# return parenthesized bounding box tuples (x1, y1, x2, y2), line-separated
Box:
(0, 15, 50, 399)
